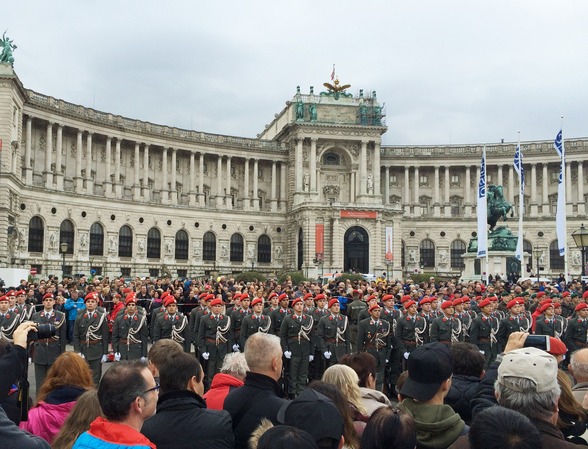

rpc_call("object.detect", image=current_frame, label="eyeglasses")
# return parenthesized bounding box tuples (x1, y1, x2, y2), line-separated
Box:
(142, 382, 160, 395)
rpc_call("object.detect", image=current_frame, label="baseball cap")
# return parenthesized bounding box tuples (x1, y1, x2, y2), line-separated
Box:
(497, 347, 558, 393)
(400, 342, 453, 402)
(277, 388, 344, 442)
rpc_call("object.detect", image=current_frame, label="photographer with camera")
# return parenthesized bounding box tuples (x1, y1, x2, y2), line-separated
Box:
(0, 321, 51, 449)
(30, 293, 66, 394)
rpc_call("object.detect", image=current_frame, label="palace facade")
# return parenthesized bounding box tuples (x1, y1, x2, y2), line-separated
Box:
(0, 63, 586, 281)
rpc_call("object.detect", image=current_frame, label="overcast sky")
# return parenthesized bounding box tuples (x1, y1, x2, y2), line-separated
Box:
(4, 1, 587, 146)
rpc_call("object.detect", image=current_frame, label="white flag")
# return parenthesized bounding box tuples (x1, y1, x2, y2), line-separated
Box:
(513, 144, 524, 261)
(554, 129, 566, 256)
(477, 147, 488, 257)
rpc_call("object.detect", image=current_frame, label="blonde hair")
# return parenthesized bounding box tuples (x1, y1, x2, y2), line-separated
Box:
(322, 364, 367, 415)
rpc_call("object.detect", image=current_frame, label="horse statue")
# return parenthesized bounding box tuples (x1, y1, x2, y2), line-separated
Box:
(487, 185, 513, 231)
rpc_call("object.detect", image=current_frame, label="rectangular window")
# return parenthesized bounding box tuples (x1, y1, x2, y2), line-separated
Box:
(121, 267, 131, 277)
(149, 268, 160, 277)
(419, 175, 428, 185)
(177, 269, 188, 278)
(451, 175, 459, 184)
(90, 266, 103, 276)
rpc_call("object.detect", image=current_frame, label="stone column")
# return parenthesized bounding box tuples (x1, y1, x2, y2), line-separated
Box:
(373, 142, 381, 197)
(75, 131, 83, 192)
(566, 161, 572, 214)
(497, 164, 503, 186)
(161, 147, 168, 204)
(142, 144, 150, 201)
(310, 138, 317, 192)
(226, 156, 232, 210)
(86, 132, 94, 193)
(44, 122, 53, 188)
(404, 166, 410, 215)
(359, 140, 367, 196)
(170, 148, 178, 205)
(25, 116, 33, 185)
(578, 162, 585, 214)
(508, 165, 515, 204)
(280, 162, 287, 210)
(413, 166, 420, 211)
(350, 172, 356, 202)
(464, 166, 472, 216)
(104, 136, 112, 196)
(384, 166, 390, 205)
(542, 163, 549, 214)
(243, 158, 250, 210)
(133, 142, 141, 200)
(530, 163, 538, 216)
(114, 139, 122, 197)
(295, 139, 303, 193)
(271, 161, 277, 212)
(189, 152, 196, 206)
(198, 153, 205, 207)
(216, 155, 223, 208)
(444, 167, 451, 217)
(433, 166, 440, 216)
(55, 125, 64, 190)
(253, 159, 259, 211)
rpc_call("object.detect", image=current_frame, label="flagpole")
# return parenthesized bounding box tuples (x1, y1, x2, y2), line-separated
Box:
(561, 116, 569, 283)
(484, 145, 489, 286)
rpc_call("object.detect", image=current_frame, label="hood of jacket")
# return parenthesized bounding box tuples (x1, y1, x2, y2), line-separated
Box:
(209, 373, 244, 390)
(400, 398, 466, 449)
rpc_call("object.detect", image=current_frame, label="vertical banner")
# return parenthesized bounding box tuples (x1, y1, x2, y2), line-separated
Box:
(315, 224, 324, 261)
(513, 143, 524, 261)
(385, 226, 393, 262)
(554, 129, 567, 257)
(477, 146, 488, 258)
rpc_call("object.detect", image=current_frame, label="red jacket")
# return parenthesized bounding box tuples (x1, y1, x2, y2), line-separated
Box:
(203, 373, 244, 410)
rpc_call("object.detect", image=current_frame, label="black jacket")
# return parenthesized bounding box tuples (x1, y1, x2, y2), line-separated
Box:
(141, 390, 233, 449)
(223, 372, 287, 449)
(445, 375, 481, 425)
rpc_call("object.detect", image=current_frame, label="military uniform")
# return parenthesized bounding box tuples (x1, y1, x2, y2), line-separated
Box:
(535, 315, 566, 339)
(31, 308, 67, 389)
(270, 307, 292, 335)
(469, 313, 499, 368)
(189, 305, 209, 354)
(357, 316, 391, 391)
(280, 312, 314, 396)
(317, 313, 349, 367)
(73, 308, 109, 385)
(309, 306, 328, 379)
(430, 315, 459, 345)
(112, 310, 148, 360)
(564, 317, 588, 353)
(454, 312, 472, 342)
(496, 315, 524, 352)
(153, 311, 190, 352)
(0, 309, 21, 342)
(395, 314, 427, 354)
(347, 298, 367, 353)
(198, 312, 232, 382)
(230, 307, 252, 351)
(16, 302, 35, 322)
(240, 313, 271, 349)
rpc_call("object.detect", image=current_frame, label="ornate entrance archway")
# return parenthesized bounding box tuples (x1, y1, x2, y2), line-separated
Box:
(344, 226, 369, 273)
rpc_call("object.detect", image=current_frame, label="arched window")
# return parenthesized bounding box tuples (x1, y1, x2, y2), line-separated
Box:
(147, 228, 161, 259)
(59, 220, 75, 254)
(258, 235, 271, 263)
(523, 240, 533, 271)
(230, 233, 244, 262)
(450, 240, 466, 269)
(119, 225, 133, 258)
(175, 230, 189, 260)
(203, 231, 216, 261)
(89, 222, 104, 256)
(28, 216, 44, 252)
(322, 152, 341, 166)
(549, 240, 565, 270)
(420, 239, 435, 268)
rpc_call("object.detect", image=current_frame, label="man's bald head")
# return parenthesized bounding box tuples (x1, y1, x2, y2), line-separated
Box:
(570, 349, 588, 382)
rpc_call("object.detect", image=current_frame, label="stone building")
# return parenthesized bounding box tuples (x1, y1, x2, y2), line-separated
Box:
(0, 63, 586, 281)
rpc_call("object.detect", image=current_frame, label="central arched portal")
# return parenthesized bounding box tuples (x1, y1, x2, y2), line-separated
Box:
(344, 226, 369, 273)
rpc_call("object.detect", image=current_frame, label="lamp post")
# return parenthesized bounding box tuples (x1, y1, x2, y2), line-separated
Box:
(533, 245, 541, 284)
(60, 242, 68, 277)
(572, 223, 588, 284)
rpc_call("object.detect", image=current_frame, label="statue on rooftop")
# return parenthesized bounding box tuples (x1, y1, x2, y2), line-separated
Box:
(0, 32, 16, 65)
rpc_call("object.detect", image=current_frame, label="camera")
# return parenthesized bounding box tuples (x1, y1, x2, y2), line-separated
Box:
(523, 335, 550, 352)
(27, 323, 57, 341)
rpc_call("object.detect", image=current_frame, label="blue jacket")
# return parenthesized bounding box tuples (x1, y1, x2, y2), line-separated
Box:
(72, 418, 155, 449)
(64, 298, 85, 321)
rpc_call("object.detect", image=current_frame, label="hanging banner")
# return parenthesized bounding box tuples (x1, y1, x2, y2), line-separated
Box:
(340, 210, 377, 219)
(315, 224, 324, 261)
(385, 226, 393, 262)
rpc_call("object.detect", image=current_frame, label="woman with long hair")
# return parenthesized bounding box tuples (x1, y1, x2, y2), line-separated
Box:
(19, 352, 94, 443)
(361, 405, 416, 449)
(557, 369, 588, 445)
(52, 389, 104, 449)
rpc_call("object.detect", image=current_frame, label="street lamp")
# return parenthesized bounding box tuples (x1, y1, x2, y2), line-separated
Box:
(532, 244, 542, 284)
(572, 223, 588, 283)
(60, 242, 68, 277)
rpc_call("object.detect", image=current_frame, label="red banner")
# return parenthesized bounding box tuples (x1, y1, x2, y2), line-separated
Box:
(340, 210, 377, 219)
(315, 224, 324, 257)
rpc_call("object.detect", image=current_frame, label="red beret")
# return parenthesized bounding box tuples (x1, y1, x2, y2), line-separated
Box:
(548, 337, 567, 356)
(199, 292, 208, 299)
(161, 291, 170, 301)
(232, 293, 241, 301)
(488, 295, 498, 302)
(164, 297, 177, 308)
(562, 291, 571, 298)
(0, 296, 7, 302)
(369, 303, 381, 312)
(125, 296, 137, 306)
(575, 302, 588, 312)
(539, 303, 554, 313)
(382, 294, 394, 302)
(42, 293, 54, 301)
(507, 299, 523, 309)
(251, 297, 263, 306)
(278, 293, 288, 301)
(268, 292, 278, 300)
(452, 298, 463, 306)
(205, 294, 215, 301)
(84, 292, 98, 302)
(540, 299, 554, 306)
(404, 300, 416, 309)
(479, 299, 491, 308)
(328, 298, 340, 309)
(122, 287, 133, 294)
(401, 295, 412, 304)
(210, 298, 223, 307)
(420, 297, 432, 305)
(315, 293, 325, 301)
(441, 300, 454, 310)
(291, 298, 303, 307)
(553, 302, 562, 308)
(536, 291, 546, 298)
(303, 293, 313, 301)
(16, 290, 26, 296)
(583, 291, 588, 300)
(241, 294, 251, 301)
